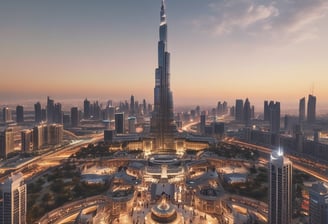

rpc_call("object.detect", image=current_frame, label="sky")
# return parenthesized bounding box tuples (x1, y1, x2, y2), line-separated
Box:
(0, 0, 328, 112)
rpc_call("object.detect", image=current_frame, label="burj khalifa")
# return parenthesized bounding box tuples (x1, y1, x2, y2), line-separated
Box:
(150, 0, 176, 152)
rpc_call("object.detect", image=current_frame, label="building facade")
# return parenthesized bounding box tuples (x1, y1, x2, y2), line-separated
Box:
(21, 130, 33, 152)
(0, 128, 14, 159)
(309, 182, 328, 224)
(307, 94, 316, 123)
(16, 105, 24, 123)
(299, 97, 305, 123)
(235, 99, 243, 121)
(71, 107, 80, 127)
(34, 102, 42, 123)
(115, 113, 125, 134)
(128, 116, 136, 134)
(0, 173, 26, 224)
(243, 98, 251, 127)
(268, 150, 292, 224)
(2, 107, 12, 123)
(267, 101, 280, 135)
(150, 0, 176, 152)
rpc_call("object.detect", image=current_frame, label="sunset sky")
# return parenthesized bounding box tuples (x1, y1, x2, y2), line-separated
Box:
(0, 0, 328, 111)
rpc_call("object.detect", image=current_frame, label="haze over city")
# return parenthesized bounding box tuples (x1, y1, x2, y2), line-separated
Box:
(1, 0, 328, 111)
(1, 1, 328, 224)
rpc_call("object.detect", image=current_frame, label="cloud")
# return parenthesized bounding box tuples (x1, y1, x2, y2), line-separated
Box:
(194, 0, 328, 43)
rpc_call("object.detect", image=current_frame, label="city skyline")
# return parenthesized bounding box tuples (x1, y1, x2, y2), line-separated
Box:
(1, 0, 328, 110)
(1, 2, 328, 223)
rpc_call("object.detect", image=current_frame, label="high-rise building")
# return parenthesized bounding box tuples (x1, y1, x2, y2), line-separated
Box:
(115, 113, 125, 134)
(16, 105, 24, 123)
(108, 106, 115, 122)
(2, 107, 12, 123)
(90, 101, 101, 120)
(104, 130, 115, 144)
(48, 124, 63, 146)
(307, 94, 316, 123)
(0, 128, 14, 159)
(200, 113, 206, 135)
(135, 101, 139, 116)
(41, 109, 47, 121)
(251, 105, 255, 119)
(84, 98, 90, 119)
(230, 106, 235, 117)
(150, 0, 176, 151)
(269, 149, 292, 224)
(34, 102, 42, 123)
(222, 101, 228, 114)
(217, 101, 223, 115)
(46, 96, 55, 123)
(70, 107, 80, 127)
(130, 95, 135, 116)
(293, 124, 304, 153)
(33, 124, 48, 150)
(143, 99, 147, 115)
(31, 124, 62, 150)
(235, 99, 243, 121)
(46, 96, 63, 124)
(264, 100, 269, 121)
(299, 97, 305, 123)
(21, 129, 33, 152)
(309, 182, 328, 224)
(243, 98, 251, 126)
(54, 103, 63, 124)
(0, 172, 26, 224)
(128, 116, 136, 133)
(269, 101, 280, 134)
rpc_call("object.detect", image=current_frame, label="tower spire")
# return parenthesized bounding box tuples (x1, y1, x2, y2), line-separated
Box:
(151, 0, 176, 152)
(160, 0, 166, 25)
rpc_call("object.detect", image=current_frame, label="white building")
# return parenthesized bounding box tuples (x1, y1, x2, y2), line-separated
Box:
(0, 172, 27, 224)
(268, 149, 292, 224)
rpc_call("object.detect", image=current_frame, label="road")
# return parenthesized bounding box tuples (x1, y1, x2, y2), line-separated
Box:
(228, 139, 328, 182)
(0, 133, 103, 183)
(38, 195, 107, 224)
(182, 121, 199, 133)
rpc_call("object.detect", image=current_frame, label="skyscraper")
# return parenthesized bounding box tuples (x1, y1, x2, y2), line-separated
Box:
(150, 0, 176, 151)
(34, 102, 42, 123)
(0, 128, 14, 159)
(142, 99, 147, 115)
(243, 98, 251, 127)
(2, 107, 12, 123)
(84, 98, 90, 119)
(200, 113, 206, 135)
(269, 101, 280, 134)
(235, 99, 243, 121)
(54, 103, 63, 124)
(269, 149, 292, 224)
(128, 116, 136, 133)
(46, 96, 54, 123)
(16, 105, 24, 123)
(130, 95, 135, 116)
(115, 113, 125, 134)
(299, 97, 305, 123)
(21, 129, 33, 152)
(33, 124, 48, 150)
(217, 101, 223, 115)
(264, 100, 269, 121)
(0, 172, 26, 224)
(309, 182, 328, 224)
(71, 107, 80, 127)
(307, 94, 316, 123)
(48, 124, 63, 146)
